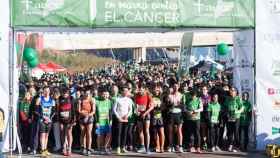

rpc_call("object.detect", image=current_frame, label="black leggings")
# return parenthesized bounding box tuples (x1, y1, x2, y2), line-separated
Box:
(117, 122, 128, 148)
(30, 121, 40, 151)
(239, 124, 249, 149)
(227, 119, 240, 147)
(20, 123, 31, 150)
(127, 124, 136, 147)
(186, 120, 200, 148)
(210, 123, 220, 148)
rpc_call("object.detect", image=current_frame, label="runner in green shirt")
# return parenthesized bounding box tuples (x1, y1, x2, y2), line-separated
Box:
(208, 94, 222, 152)
(225, 87, 244, 152)
(184, 90, 203, 153)
(239, 92, 252, 151)
(19, 91, 32, 152)
(95, 89, 113, 154)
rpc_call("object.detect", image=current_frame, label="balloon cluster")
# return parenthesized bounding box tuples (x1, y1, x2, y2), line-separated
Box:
(23, 47, 39, 68)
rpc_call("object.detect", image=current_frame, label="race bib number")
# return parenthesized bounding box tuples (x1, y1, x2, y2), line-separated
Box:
(211, 116, 219, 123)
(191, 113, 198, 119)
(43, 108, 51, 117)
(171, 107, 181, 113)
(153, 99, 161, 107)
(100, 113, 109, 120)
(137, 105, 146, 112)
(60, 111, 70, 118)
(154, 111, 162, 119)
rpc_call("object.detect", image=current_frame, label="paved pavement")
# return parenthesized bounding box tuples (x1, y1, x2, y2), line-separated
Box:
(4, 151, 267, 158)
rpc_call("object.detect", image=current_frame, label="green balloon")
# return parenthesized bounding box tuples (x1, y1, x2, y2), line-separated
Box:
(217, 43, 230, 56)
(27, 58, 39, 68)
(23, 47, 37, 62)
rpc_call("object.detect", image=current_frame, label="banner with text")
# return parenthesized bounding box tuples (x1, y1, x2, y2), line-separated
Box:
(233, 29, 255, 147)
(256, 0, 280, 150)
(12, 0, 93, 26)
(233, 30, 255, 106)
(12, 0, 255, 28)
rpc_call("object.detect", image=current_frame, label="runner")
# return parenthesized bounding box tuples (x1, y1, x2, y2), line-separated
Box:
(200, 86, 211, 151)
(151, 85, 165, 153)
(111, 84, 119, 150)
(184, 90, 203, 153)
(19, 91, 32, 152)
(208, 94, 222, 152)
(95, 88, 113, 154)
(78, 90, 96, 156)
(225, 87, 244, 152)
(239, 92, 252, 151)
(167, 83, 184, 153)
(135, 84, 154, 154)
(113, 86, 133, 154)
(52, 89, 62, 152)
(58, 88, 76, 156)
(29, 93, 41, 155)
(72, 89, 82, 149)
(37, 86, 55, 157)
(127, 91, 137, 152)
(182, 82, 192, 149)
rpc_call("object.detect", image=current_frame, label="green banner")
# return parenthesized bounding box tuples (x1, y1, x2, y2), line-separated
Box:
(12, 0, 255, 28)
(12, 0, 92, 26)
(96, 0, 255, 27)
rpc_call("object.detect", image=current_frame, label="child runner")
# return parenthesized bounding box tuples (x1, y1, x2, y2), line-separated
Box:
(95, 88, 113, 154)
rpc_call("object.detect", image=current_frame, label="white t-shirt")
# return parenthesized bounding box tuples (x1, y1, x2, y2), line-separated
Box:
(113, 96, 133, 120)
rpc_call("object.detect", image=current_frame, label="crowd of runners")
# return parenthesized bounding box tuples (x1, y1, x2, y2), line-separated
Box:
(18, 63, 252, 157)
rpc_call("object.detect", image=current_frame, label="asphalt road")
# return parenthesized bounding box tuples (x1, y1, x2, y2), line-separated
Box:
(4, 151, 267, 158)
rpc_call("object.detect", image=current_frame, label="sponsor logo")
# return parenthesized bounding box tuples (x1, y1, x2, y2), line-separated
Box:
(272, 60, 280, 76)
(272, 115, 280, 122)
(272, 127, 280, 135)
(273, 100, 280, 109)
(21, 0, 65, 17)
(267, 88, 280, 95)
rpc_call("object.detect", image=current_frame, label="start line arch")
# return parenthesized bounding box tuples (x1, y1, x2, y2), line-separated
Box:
(0, 0, 279, 154)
